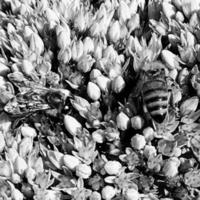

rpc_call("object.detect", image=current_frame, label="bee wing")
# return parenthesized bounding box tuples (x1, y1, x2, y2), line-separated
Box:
(131, 72, 145, 98)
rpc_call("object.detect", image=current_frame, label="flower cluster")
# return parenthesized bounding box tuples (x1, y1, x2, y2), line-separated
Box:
(0, 0, 200, 199)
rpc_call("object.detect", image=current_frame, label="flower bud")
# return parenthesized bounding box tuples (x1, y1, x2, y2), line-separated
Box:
(162, 2, 176, 20)
(87, 82, 101, 101)
(7, 23, 16, 34)
(30, 33, 44, 55)
(38, 0, 49, 11)
(175, 11, 185, 22)
(0, 132, 5, 153)
(131, 134, 146, 150)
(108, 63, 122, 79)
(161, 50, 181, 70)
(56, 24, 71, 49)
(96, 75, 111, 92)
(118, 0, 131, 22)
(108, 20, 120, 43)
(20, 125, 37, 138)
(10, 0, 21, 14)
(11, 188, 24, 200)
(21, 59, 35, 76)
(102, 185, 116, 200)
(57, 47, 72, 63)
(0, 160, 12, 177)
(111, 75, 125, 93)
(71, 39, 84, 61)
(24, 26, 34, 42)
(90, 22, 101, 37)
(93, 38, 105, 60)
(6, 148, 19, 163)
(74, 8, 87, 32)
(173, 89, 182, 105)
(103, 45, 118, 61)
(25, 167, 36, 183)
(64, 115, 82, 136)
(131, 116, 144, 130)
(178, 46, 196, 65)
(19, 137, 33, 158)
(63, 154, 80, 170)
(76, 164, 92, 179)
(182, 0, 200, 19)
(90, 191, 101, 200)
(162, 157, 180, 178)
(150, 20, 167, 35)
(90, 69, 102, 81)
(0, 76, 7, 87)
(105, 128, 120, 142)
(124, 188, 140, 200)
(178, 67, 189, 85)
(168, 69, 178, 80)
(181, 30, 196, 47)
(144, 145, 157, 158)
(119, 23, 128, 39)
(116, 112, 130, 131)
(143, 127, 155, 142)
(92, 130, 105, 143)
(14, 156, 28, 175)
(83, 36, 94, 54)
(11, 173, 21, 184)
(127, 14, 140, 33)
(190, 12, 200, 28)
(77, 54, 95, 73)
(104, 161, 122, 175)
(45, 8, 59, 29)
(173, 147, 182, 157)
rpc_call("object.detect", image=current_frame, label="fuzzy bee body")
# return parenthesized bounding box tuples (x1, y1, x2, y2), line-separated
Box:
(132, 62, 171, 124)
(142, 77, 170, 123)
(4, 87, 70, 117)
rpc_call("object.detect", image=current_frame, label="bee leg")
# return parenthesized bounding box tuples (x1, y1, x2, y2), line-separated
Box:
(126, 93, 138, 115)
(168, 89, 180, 118)
(143, 103, 152, 124)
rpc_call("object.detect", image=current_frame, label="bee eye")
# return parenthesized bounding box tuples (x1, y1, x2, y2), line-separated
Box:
(46, 92, 64, 108)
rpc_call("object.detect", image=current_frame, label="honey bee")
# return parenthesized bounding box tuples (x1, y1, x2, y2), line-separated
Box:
(131, 62, 172, 124)
(4, 87, 70, 117)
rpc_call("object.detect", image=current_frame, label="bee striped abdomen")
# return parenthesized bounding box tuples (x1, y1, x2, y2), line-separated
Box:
(142, 80, 169, 123)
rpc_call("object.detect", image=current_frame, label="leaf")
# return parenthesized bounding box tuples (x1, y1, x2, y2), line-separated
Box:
(47, 150, 64, 169)
(184, 170, 200, 188)
(147, 154, 163, 170)
(114, 171, 139, 190)
(181, 110, 200, 124)
(70, 96, 90, 119)
(157, 139, 177, 157)
(180, 123, 200, 133)
(35, 170, 54, 190)
(180, 96, 199, 116)
(190, 134, 200, 162)
(51, 171, 75, 190)
(74, 139, 98, 165)
(34, 157, 44, 174)
(174, 133, 189, 147)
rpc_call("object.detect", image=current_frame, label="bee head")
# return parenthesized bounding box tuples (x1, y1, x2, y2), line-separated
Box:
(143, 61, 167, 78)
(46, 91, 65, 108)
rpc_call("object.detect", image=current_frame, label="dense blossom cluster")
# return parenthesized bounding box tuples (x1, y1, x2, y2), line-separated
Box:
(0, 0, 200, 199)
